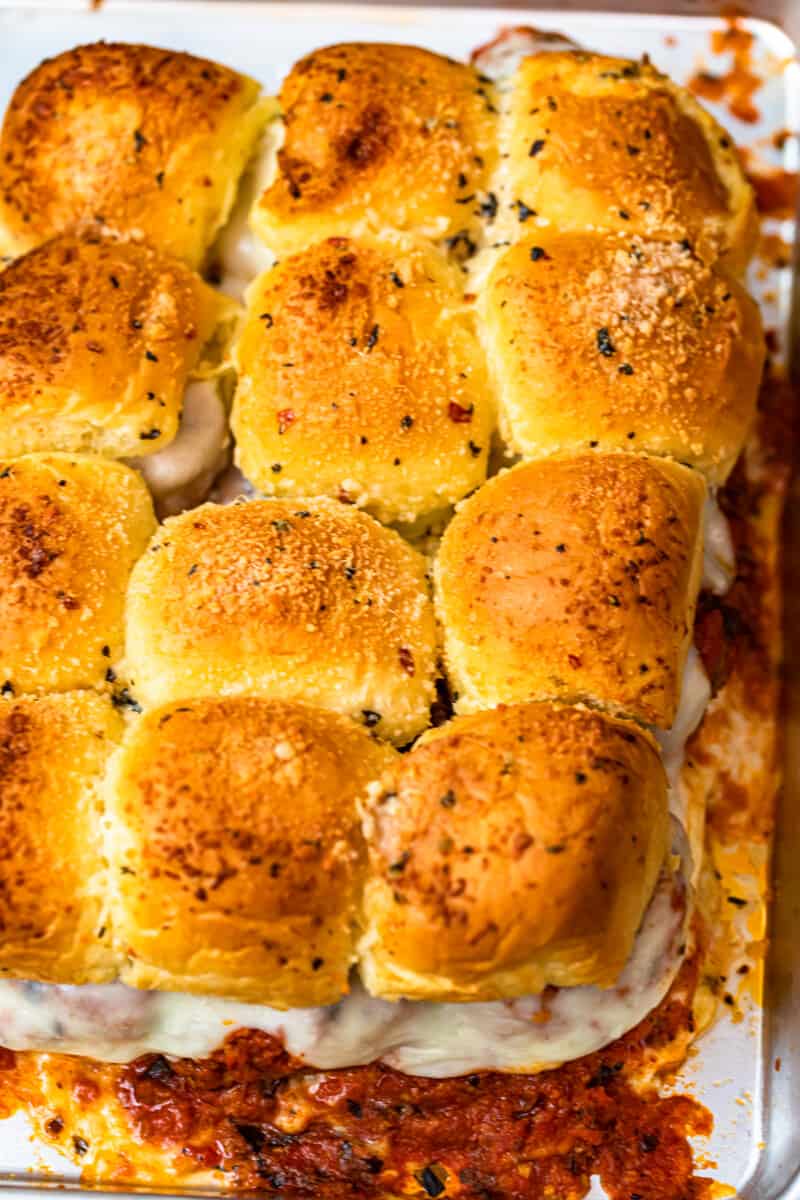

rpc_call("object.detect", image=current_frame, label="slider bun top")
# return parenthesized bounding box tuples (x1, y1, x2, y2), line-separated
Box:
(253, 42, 499, 255)
(480, 232, 764, 484)
(0, 42, 266, 266)
(106, 697, 395, 1007)
(0, 233, 234, 460)
(359, 701, 668, 1001)
(0, 691, 122, 984)
(0, 453, 156, 694)
(435, 454, 705, 726)
(232, 233, 493, 523)
(503, 52, 757, 271)
(124, 498, 438, 744)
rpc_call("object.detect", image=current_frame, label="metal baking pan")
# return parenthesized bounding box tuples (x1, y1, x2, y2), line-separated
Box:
(0, 2, 796, 1196)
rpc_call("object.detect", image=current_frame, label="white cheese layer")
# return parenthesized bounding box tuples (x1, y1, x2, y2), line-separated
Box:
(127, 380, 229, 517)
(213, 129, 278, 302)
(657, 645, 712, 797)
(702, 495, 735, 595)
(0, 835, 687, 1078)
(472, 28, 579, 81)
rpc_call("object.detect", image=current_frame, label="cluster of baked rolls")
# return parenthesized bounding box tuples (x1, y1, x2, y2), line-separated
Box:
(0, 37, 763, 1070)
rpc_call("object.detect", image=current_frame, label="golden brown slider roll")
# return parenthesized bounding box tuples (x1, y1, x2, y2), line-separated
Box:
(0, 453, 156, 694)
(0, 42, 266, 267)
(360, 701, 668, 1002)
(0, 233, 234, 476)
(480, 233, 765, 483)
(0, 691, 122, 984)
(502, 52, 757, 270)
(435, 454, 705, 726)
(232, 233, 493, 522)
(253, 43, 499, 256)
(125, 498, 438, 744)
(106, 697, 394, 1006)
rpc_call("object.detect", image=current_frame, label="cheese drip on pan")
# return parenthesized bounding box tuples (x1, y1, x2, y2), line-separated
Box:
(0, 825, 688, 1077)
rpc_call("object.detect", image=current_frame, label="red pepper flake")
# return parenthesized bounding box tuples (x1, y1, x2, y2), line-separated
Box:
(568, 654, 581, 669)
(398, 647, 415, 676)
(277, 409, 296, 435)
(448, 401, 474, 424)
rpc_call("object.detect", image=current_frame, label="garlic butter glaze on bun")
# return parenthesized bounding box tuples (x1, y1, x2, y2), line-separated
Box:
(106, 698, 395, 1007)
(253, 43, 499, 255)
(501, 52, 757, 271)
(435, 454, 705, 726)
(0, 691, 123, 984)
(0, 43, 267, 267)
(0, 454, 156, 694)
(360, 701, 669, 1001)
(233, 233, 493, 522)
(479, 233, 765, 484)
(0, 234, 234, 461)
(124, 499, 438, 744)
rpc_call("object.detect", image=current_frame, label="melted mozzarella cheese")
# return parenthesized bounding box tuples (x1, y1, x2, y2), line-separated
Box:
(213, 127, 279, 302)
(209, 464, 258, 505)
(127, 380, 230, 517)
(657, 646, 712, 797)
(0, 840, 687, 1077)
(472, 27, 579, 81)
(702, 495, 735, 595)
